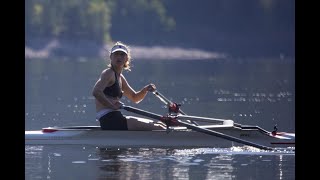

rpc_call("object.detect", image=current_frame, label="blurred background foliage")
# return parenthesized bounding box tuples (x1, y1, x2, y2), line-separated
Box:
(25, 0, 294, 58)
(25, 0, 174, 44)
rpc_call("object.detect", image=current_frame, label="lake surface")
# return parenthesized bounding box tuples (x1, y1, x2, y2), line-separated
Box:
(25, 57, 295, 179)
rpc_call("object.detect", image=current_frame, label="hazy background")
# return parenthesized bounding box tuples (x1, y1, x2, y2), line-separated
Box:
(25, 0, 295, 59)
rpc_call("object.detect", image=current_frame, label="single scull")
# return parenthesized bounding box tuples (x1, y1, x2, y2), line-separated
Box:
(25, 115, 295, 149)
(25, 91, 295, 150)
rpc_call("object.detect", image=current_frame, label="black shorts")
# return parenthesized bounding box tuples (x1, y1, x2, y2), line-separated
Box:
(98, 111, 128, 130)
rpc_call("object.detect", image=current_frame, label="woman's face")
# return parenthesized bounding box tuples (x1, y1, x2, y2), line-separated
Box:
(110, 51, 128, 68)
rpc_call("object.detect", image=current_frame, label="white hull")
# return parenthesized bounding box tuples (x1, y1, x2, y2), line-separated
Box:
(25, 125, 295, 149)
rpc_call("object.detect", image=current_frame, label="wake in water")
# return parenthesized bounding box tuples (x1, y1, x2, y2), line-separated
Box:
(173, 146, 295, 156)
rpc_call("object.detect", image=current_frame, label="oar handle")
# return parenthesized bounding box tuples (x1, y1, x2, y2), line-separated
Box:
(152, 91, 170, 105)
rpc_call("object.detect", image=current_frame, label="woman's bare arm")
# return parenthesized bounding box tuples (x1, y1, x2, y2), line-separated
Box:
(92, 69, 120, 109)
(121, 75, 154, 103)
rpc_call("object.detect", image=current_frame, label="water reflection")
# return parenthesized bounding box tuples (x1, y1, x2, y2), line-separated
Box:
(96, 147, 293, 179)
(25, 145, 294, 180)
(25, 146, 46, 179)
(205, 154, 235, 179)
(96, 148, 126, 179)
(97, 148, 178, 179)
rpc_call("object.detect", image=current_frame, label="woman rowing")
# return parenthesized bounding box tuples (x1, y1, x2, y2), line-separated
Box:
(92, 41, 166, 130)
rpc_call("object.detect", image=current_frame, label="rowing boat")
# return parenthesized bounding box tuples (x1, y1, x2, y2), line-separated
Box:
(25, 91, 295, 150)
(25, 117, 295, 149)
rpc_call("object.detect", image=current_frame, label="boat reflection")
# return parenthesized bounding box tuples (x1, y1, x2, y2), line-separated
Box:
(96, 147, 236, 179)
(25, 145, 294, 180)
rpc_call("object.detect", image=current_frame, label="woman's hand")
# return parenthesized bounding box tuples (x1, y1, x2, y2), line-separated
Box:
(108, 98, 123, 110)
(145, 83, 156, 92)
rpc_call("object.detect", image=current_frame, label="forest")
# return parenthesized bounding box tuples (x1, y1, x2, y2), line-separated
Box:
(25, 0, 295, 58)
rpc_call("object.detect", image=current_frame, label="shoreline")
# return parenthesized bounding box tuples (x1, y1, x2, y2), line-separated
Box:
(25, 38, 227, 60)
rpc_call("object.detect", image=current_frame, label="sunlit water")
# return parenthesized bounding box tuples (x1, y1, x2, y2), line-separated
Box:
(25, 145, 295, 180)
(25, 57, 295, 179)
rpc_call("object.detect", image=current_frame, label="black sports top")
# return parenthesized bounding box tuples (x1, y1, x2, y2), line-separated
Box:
(103, 71, 123, 98)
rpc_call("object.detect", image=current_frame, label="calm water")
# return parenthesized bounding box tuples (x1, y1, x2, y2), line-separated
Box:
(25, 57, 295, 179)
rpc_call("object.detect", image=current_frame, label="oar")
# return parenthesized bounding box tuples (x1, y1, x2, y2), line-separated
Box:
(153, 90, 245, 128)
(152, 90, 199, 125)
(121, 105, 274, 151)
(176, 120, 273, 151)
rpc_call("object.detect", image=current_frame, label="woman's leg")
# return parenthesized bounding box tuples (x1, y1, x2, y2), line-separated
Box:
(125, 116, 167, 130)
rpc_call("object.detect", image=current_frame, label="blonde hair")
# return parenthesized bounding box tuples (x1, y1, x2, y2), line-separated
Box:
(108, 41, 132, 71)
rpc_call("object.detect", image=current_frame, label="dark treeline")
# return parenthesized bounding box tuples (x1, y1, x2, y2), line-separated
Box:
(25, 0, 295, 58)
(25, 0, 173, 44)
